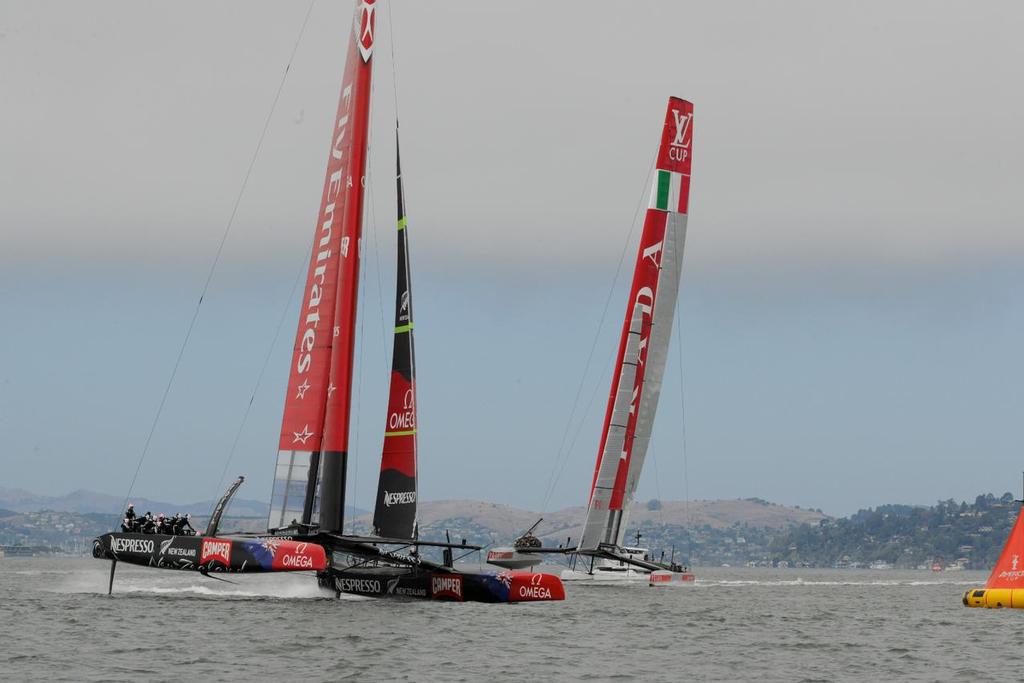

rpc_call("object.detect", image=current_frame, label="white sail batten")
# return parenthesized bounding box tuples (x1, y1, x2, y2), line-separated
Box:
(580, 306, 644, 549)
(619, 211, 688, 539)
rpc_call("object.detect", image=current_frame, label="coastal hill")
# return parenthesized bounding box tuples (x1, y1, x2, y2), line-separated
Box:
(376, 498, 829, 543)
(0, 488, 824, 537)
(0, 491, 823, 556)
(2, 489, 1016, 570)
(0, 487, 271, 518)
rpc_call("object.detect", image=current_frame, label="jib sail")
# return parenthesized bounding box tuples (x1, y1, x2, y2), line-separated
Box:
(270, 0, 376, 532)
(372, 130, 418, 539)
(579, 97, 693, 551)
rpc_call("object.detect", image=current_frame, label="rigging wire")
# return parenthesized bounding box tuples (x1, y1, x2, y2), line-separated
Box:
(359, 119, 394, 532)
(384, 4, 419, 517)
(349, 67, 381, 536)
(648, 441, 666, 528)
(543, 342, 617, 514)
(365, 27, 396, 379)
(369, 181, 391, 379)
(120, 0, 317, 510)
(350, 233, 370, 533)
(212, 253, 307, 498)
(387, 0, 402, 123)
(380, 0, 401, 377)
(663, 181, 694, 559)
(537, 153, 658, 515)
(676, 258, 692, 559)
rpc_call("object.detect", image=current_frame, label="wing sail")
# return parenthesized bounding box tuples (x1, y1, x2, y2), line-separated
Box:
(579, 98, 693, 551)
(270, 0, 377, 532)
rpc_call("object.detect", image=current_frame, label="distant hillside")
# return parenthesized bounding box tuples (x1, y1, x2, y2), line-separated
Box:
(1, 493, 822, 564)
(337, 497, 828, 566)
(768, 493, 1020, 569)
(352, 498, 828, 545)
(0, 487, 270, 518)
(5, 491, 1016, 570)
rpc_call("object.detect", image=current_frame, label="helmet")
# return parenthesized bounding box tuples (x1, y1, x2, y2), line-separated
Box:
(127, 503, 134, 509)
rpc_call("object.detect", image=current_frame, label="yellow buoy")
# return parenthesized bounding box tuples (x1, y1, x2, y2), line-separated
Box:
(962, 497, 1024, 608)
(962, 588, 1024, 609)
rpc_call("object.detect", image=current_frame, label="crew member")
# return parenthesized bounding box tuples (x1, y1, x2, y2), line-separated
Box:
(120, 504, 137, 532)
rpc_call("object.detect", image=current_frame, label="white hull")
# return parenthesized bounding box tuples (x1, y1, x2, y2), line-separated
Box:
(486, 547, 545, 570)
(560, 566, 651, 582)
(649, 569, 697, 586)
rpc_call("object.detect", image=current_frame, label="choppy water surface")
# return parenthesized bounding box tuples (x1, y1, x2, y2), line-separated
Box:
(1, 558, 1017, 681)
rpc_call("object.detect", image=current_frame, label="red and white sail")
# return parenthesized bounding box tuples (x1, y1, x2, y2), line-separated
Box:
(269, 0, 377, 532)
(984, 503, 1024, 589)
(579, 98, 693, 551)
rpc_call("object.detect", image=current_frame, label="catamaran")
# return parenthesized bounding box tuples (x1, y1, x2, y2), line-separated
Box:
(93, 0, 564, 604)
(488, 97, 696, 586)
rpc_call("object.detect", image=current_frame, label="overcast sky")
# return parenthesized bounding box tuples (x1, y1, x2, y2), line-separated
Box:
(1, 1, 1022, 517)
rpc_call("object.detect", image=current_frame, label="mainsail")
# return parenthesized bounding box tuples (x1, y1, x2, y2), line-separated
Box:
(372, 130, 419, 539)
(579, 97, 693, 551)
(270, 0, 377, 532)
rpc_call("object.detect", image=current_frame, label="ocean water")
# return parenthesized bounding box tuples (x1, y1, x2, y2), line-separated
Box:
(0, 558, 1015, 682)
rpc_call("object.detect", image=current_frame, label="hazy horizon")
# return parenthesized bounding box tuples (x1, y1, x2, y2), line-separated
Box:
(2, 1, 1022, 518)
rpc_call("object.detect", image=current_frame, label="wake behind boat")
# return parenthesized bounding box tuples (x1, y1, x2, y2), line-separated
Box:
(488, 97, 696, 587)
(93, 0, 563, 604)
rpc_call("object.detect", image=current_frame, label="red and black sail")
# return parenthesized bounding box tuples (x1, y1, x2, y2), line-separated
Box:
(372, 130, 418, 539)
(269, 0, 376, 533)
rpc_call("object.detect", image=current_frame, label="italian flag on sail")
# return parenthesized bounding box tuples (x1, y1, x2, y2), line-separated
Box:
(648, 169, 690, 214)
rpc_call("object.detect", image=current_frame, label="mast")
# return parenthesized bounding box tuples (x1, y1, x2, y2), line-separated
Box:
(269, 0, 377, 533)
(372, 127, 419, 539)
(578, 98, 693, 551)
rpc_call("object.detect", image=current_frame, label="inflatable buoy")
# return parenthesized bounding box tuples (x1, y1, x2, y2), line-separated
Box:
(962, 588, 1024, 609)
(962, 497, 1024, 608)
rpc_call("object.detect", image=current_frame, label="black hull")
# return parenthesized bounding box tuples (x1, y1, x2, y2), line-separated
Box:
(92, 532, 326, 573)
(319, 565, 564, 603)
(92, 531, 563, 602)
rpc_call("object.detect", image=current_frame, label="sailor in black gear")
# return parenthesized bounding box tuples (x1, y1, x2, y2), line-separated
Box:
(180, 514, 196, 536)
(141, 512, 156, 533)
(121, 504, 137, 532)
